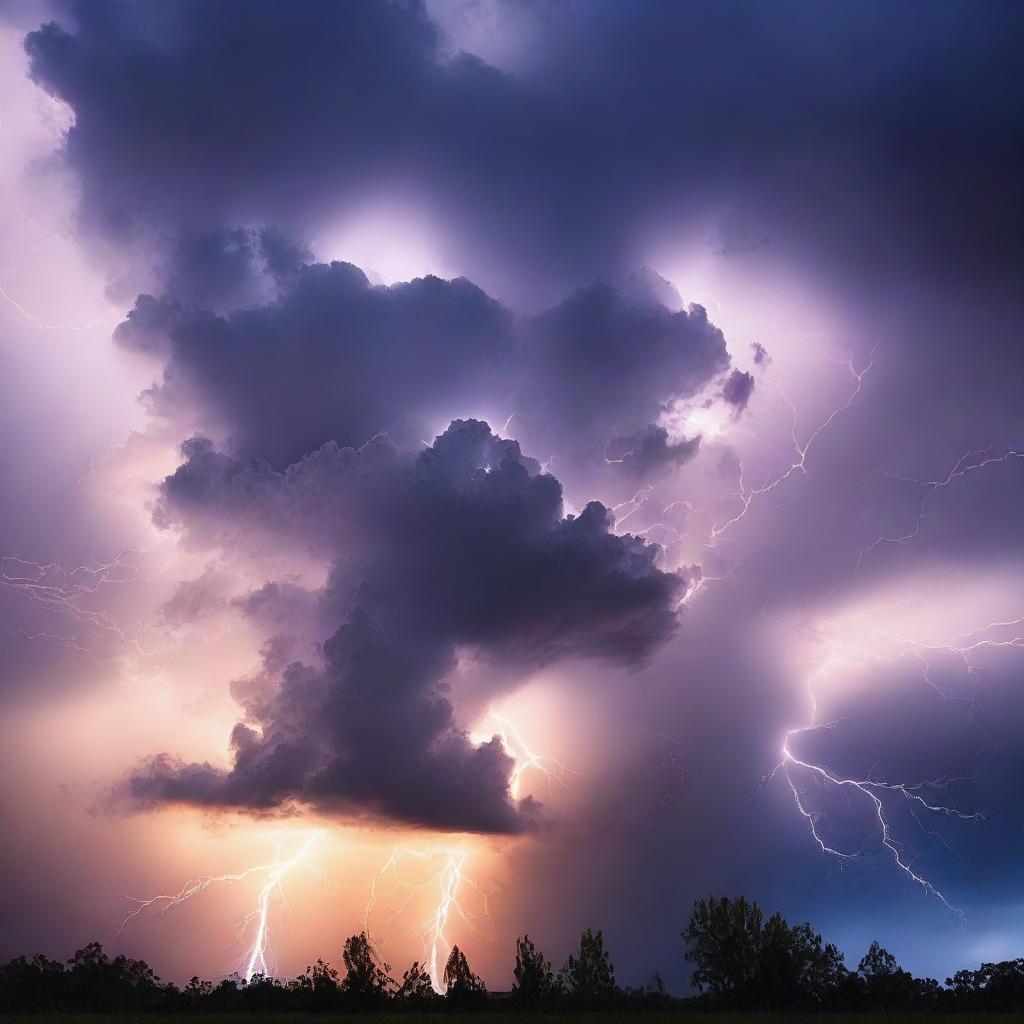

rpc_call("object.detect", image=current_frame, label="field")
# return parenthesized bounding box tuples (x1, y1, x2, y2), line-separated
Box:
(3, 1015, 1021, 1024)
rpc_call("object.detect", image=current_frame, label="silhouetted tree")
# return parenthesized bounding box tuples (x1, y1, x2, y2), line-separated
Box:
(756, 914, 848, 1007)
(59, 943, 166, 1012)
(290, 958, 339, 1009)
(7, 906, 1023, 1014)
(857, 940, 918, 1010)
(239, 972, 290, 1012)
(444, 945, 486, 1005)
(684, 896, 763, 1002)
(396, 960, 437, 1004)
(513, 934, 559, 1005)
(0, 954, 65, 1011)
(339, 933, 395, 1004)
(684, 896, 852, 1008)
(559, 929, 617, 1003)
(981, 958, 1024, 1010)
(946, 958, 1024, 1011)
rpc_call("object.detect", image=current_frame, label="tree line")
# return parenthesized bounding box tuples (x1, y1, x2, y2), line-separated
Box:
(2, 896, 1023, 1013)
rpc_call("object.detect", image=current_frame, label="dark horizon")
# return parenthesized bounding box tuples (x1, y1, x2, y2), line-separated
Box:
(6, 895, 1024, 1012)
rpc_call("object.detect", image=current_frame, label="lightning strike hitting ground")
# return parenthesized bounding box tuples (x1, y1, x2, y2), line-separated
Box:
(362, 714, 567, 993)
(363, 846, 491, 995)
(117, 830, 325, 982)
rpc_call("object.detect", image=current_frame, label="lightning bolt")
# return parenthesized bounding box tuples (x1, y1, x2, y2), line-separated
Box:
(773, 439, 1024, 912)
(364, 846, 490, 995)
(470, 710, 577, 800)
(621, 348, 877, 605)
(117, 829, 325, 982)
(363, 713, 564, 994)
(0, 230, 115, 332)
(710, 347, 877, 540)
(609, 487, 653, 528)
(767, 595, 1024, 921)
(0, 550, 169, 657)
(834, 444, 1024, 592)
(652, 333, 1022, 919)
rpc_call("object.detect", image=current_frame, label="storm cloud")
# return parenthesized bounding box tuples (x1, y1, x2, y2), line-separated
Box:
(24, 1, 1023, 305)
(116, 259, 726, 473)
(124, 420, 682, 831)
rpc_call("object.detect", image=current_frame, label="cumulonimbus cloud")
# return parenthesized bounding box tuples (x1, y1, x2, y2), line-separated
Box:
(122, 420, 683, 832)
(115, 255, 727, 476)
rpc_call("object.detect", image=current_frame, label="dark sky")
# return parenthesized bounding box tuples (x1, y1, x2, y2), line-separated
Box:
(1, 0, 1023, 992)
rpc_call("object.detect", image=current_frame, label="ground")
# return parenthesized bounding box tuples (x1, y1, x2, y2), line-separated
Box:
(4, 1014, 1021, 1024)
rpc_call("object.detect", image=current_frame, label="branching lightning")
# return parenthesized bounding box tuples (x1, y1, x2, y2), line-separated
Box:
(470, 710, 577, 800)
(709, 347, 877, 540)
(0, 229, 116, 332)
(0, 550, 167, 657)
(766, 587, 1024, 921)
(834, 444, 1024, 592)
(117, 830, 325, 982)
(359, 714, 561, 994)
(767, 437, 1024, 916)
(650, 328, 1022, 918)
(363, 846, 490, 995)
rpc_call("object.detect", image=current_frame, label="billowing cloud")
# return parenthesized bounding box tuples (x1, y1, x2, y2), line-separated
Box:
(116, 261, 512, 467)
(116, 259, 727, 476)
(721, 369, 754, 415)
(25, 2, 1022, 305)
(605, 424, 700, 480)
(122, 420, 682, 831)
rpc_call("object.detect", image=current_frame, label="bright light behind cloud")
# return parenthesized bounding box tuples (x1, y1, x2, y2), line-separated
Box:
(315, 197, 453, 284)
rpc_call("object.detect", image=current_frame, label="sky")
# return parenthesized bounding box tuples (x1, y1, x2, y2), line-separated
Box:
(1, 0, 1023, 994)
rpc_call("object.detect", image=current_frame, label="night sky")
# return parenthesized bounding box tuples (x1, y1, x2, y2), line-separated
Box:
(1, 0, 1023, 993)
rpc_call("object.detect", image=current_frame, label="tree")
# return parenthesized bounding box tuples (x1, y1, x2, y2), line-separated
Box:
(396, 961, 437, 1004)
(183, 975, 213, 1000)
(0, 954, 65, 1011)
(290, 958, 339, 1009)
(857, 940, 917, 1010)
(756, 914, 848, 1007)
(683, 896, 763, 1002)
(339, 933, 394, 1004)
(559, 929, 617, 1003)
(443, 945, 485, 1004)
(240, 973, 289, 1012)
(684, 897, 850, 1008)
(513, 934, 559, 1005)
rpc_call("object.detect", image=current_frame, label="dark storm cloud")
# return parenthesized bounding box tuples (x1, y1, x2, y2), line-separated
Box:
(160, 227, 309, 313)
(721, 369, 754, 415)
(117, 261, 512, 468)
(152, 432, 400, 552)
(116, 261, 727, 472)
(605, 424, 700, 481)
(23, 1, 443, 238)
(123, 420, 682, 831)
(520, 283, 726, 458)
(24, 1, 1023, 302)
